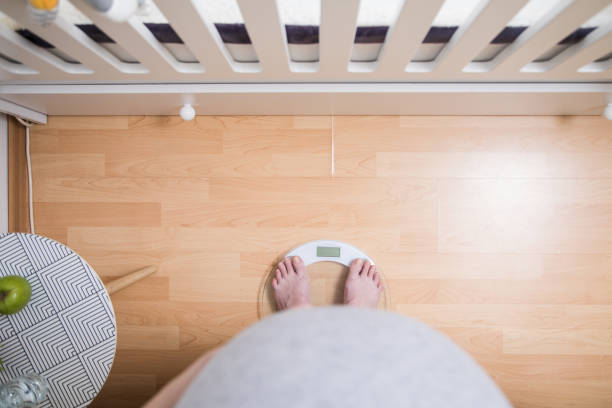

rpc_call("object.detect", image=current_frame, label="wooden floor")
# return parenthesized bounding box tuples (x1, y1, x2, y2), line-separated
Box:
(29, 115, 612, 407)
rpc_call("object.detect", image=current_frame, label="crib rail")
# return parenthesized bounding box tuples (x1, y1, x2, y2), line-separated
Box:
(0, 0, 610, 82)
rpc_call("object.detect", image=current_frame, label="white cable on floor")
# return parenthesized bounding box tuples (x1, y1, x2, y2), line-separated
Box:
(331, 115, 335, 177)
(15, 116, 35, 234)
(25, 126, 34, 234)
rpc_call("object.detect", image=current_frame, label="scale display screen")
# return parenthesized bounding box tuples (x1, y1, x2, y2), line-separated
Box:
(317, 246, 341, 257)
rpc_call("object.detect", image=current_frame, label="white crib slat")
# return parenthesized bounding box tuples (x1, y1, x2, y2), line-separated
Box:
(155, 0, 234, 75)
(0, 56, 37, 76)
(434, 0, 529, 74)
(320, 0, 361, 74)
(236, 0, 289, 74)
(546, 25, 612, 74)
(588, 58, 612, 72)
(0, 35, 50, 75)
(0, 0, 132, 75)
(0, 24, 88, 76)
(492, 0, 611, 74)
(377, 0, 445, 74)
(69, 0, 202, 76)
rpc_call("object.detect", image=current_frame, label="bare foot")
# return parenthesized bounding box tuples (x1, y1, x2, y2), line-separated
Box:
(344, 259, 382, 308)
(272, 256, 311, 310)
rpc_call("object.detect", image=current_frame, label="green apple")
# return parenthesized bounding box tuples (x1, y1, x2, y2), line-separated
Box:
(0, 275, 32, 315)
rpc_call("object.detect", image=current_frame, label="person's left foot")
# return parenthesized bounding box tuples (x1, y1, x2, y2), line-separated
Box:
(272, 256, 311, 310)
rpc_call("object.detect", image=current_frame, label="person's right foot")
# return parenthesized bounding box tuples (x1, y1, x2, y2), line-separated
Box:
(344, 259, 382, 308)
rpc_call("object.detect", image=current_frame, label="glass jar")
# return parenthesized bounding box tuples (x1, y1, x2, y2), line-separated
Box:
(0, 373, 49, 408)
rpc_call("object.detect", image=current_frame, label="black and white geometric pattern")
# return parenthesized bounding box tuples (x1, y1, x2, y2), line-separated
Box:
(0, 233, 116, 407)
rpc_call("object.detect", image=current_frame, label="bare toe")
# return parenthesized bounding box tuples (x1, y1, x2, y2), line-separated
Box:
(349, 259, 363, 279)
(367, 265, 375, 278)
(361, 260, 371, 275)
(284, 257, 295, 274)
(292, 256, 306, 276)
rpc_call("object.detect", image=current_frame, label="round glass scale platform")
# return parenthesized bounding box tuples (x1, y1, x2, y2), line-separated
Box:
(258, 240, 390, 318)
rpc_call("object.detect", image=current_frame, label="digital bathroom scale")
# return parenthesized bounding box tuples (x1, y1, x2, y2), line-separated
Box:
(258, 240, 390, 319)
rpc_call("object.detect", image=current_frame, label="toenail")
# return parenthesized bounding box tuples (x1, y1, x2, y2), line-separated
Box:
(293, 256, 301, 263)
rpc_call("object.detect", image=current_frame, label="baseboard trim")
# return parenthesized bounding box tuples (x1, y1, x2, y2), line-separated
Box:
(7, 116, 28, 233)
(0, 114, 7, 233)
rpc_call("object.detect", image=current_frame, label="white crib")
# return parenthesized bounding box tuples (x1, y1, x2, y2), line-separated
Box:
(0, 0, 610, 118)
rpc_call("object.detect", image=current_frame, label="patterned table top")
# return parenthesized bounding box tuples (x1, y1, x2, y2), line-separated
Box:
(0, 233, 116, 408)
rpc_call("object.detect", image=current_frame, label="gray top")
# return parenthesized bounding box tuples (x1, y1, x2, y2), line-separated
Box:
(177, 307, 511, 408)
